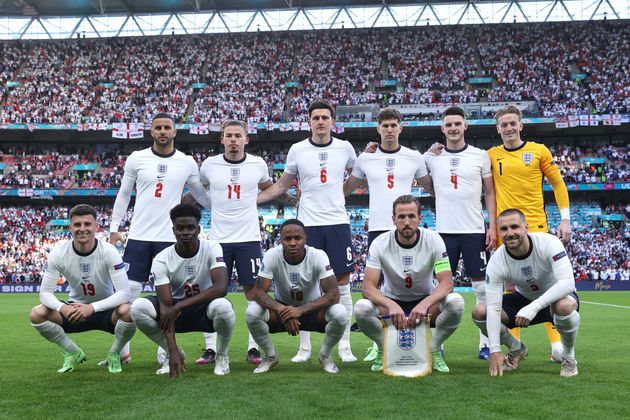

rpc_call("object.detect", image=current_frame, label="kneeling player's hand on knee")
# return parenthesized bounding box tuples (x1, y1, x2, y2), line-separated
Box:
(159, 306, 182, 332)
(278, 305, 303, 323)
(489, 352, 506, 377)
(408, 302, 430, 328)
(386, 303, 406, 330)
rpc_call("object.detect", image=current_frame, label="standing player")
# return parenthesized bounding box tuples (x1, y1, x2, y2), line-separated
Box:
(107, 112, 212, 365)
(245, 219, 348, 374)
(424, 106, 497, 360)
(472, 209, 579, 377)
(344, 107, 433, 248)
(29, 204, 136, 374)
(195, 120, 271, 366)
(354, 195, 465, 373)
(130, 204, 235, 378)
(343, 107, 433, 362)
(257, 100, 357, 363)
(490, 106, 571, 361)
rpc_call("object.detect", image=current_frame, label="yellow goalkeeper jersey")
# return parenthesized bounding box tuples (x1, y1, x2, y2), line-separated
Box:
(488, 141, 570, 233)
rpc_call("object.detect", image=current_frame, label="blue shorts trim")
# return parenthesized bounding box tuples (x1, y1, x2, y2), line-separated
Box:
(220, 241, 262, 286)
(305, 224, 354, 275)
(61, 307, 116, 334)
(440, 233, 489, 279)
(503, 291, 580, 329)
(147, 295, 220, 333)
(123, 239, 173, 283)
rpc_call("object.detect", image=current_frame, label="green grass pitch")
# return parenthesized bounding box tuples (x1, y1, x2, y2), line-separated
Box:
(1, 292, 628, 419)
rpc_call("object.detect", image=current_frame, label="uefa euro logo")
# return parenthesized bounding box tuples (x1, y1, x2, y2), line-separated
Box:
(397, 328, 416, 351)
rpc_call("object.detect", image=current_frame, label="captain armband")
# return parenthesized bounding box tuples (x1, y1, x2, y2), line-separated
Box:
(434, 258, 451, 274)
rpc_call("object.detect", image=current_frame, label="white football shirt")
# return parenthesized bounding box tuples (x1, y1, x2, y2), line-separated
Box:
(284, 138, 356, 226)
(200, 153, 269, 243)
(258, 245, 335, 307)
(352, 146, 428, 231)
(40, 239, 130, 312)
(424, 145, 491, 233)
(113, 147, 202, 242)
(485, 232, 576, 352)
(151, 239, 227, 301)
(367, 229, 450, 301)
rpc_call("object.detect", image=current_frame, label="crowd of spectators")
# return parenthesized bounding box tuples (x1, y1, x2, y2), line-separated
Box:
(191, 32, 293, 123)
(550, 144, 630, 183)
(386, 26, 479, 105)
(1, 21, 630, 123)
(289, 30, 384, 121)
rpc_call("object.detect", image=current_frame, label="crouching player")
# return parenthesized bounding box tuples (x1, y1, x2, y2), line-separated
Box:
(473, 209, 580, 377)
(29, 204, 136, 374)
(354, 195, 465, 373)
(131, 204, 235, 378)
(246, 219, 347, 374)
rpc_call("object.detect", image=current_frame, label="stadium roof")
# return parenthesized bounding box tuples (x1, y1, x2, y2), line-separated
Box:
(0, 0, 625, 16)
(0, 0, 625, 39)
(3, 1, 434, 16)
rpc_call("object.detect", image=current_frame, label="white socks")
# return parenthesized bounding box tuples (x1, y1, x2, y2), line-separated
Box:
(473, 318, 522, 353)
(131, 298, 169, 350)
(472, 281, 489, 349)
(320, 304, 347, 355)
(245, 302, 276, 358)
(110, 320, 136, 354)
(353, 299, 384, 350)
(206, 298, 235, 357)
(204, 301, 258, 352)
(204, 333, 217, 351)
(338, 284, 353, 348)
(32, 320, 78, 353)
(554, 311, 580, 360)
(431, 293, 465, 352)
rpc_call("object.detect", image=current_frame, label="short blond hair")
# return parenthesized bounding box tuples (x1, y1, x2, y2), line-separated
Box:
(495, 105, 522, 123)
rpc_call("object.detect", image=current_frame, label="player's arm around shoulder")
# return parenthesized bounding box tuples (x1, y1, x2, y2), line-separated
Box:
(257, 172, 296, 204)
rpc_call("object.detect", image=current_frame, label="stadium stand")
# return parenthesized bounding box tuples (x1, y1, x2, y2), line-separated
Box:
(1, 20, 629, 123)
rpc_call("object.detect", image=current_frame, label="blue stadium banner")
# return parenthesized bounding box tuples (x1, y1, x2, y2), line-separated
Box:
(98, 82, 113, 88)
(377, 80, 397, 87)
(469, 77, 493, 84)
(192, 82, 206, 89)
(285, 82, 300, 88)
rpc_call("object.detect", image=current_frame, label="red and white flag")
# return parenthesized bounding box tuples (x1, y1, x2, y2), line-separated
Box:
(333, 123, 345, 134)
(554, 116, 568, 129)
(112, 122, 144, 139)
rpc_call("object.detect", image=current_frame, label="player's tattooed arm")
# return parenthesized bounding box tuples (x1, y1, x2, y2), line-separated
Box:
(252, 276, 285, 312)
